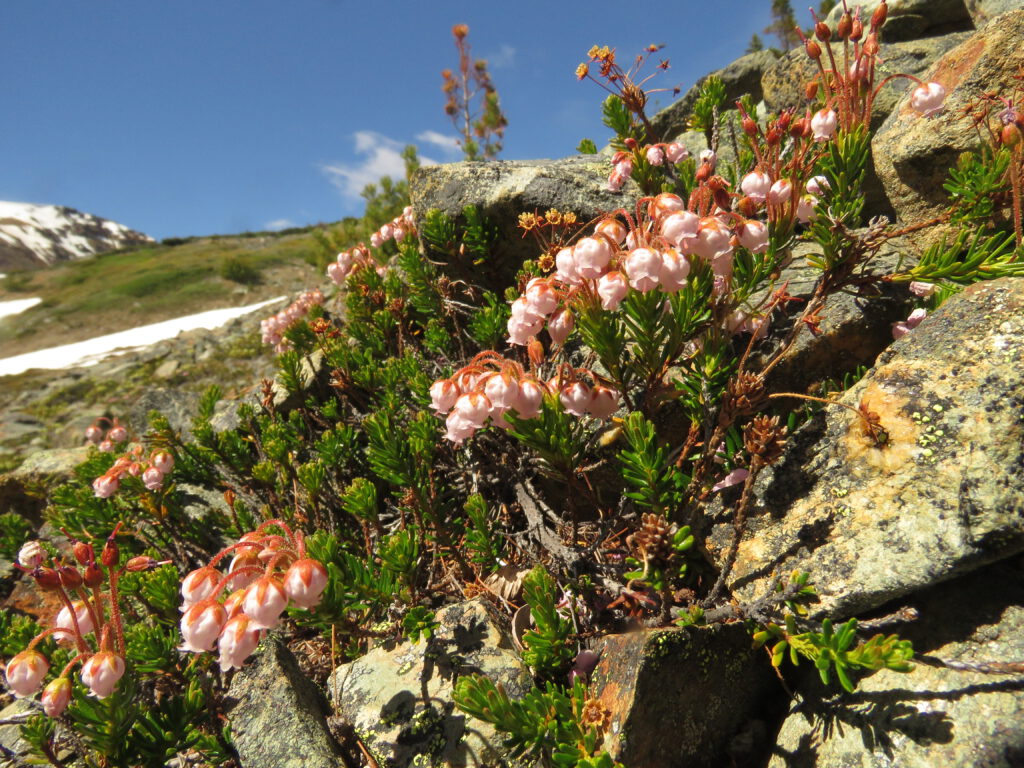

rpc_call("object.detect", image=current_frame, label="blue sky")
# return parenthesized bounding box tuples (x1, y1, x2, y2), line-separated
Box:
(1, 1, 798, 240)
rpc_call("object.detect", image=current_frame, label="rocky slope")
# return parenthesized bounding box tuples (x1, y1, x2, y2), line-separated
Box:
(0, 201, 152, 270)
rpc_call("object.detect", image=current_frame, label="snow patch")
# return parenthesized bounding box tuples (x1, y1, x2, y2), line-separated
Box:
(0, 297, 42, 320)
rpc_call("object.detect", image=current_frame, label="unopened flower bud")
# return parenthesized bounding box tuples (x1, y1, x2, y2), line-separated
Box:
(125, 555, 165, 572)
(283, 559, 329, 609)
(42, 677, 72, 717)
(623, 137, 637, 150)
(5, 650, 48, 697)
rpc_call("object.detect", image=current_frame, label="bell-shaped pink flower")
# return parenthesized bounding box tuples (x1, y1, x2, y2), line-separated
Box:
(445, 412, 477, 443)
(665, 142, 689, 164)
(659, 211, 700, 249)
(649, 193, 685, 221)
(5, 650, 48, 697)
(589, 385, 620, 419)
(645, 145, 665, 166)
(513, 378, 547, 419)
(180, 566, 223, 611)
(218, 614, 262, 672)
(909, 281, 936, 298)
(80, 651, 125, 699)
(741, 171, 771, 203)
(624, 248, 662, 292)
(507, 315, 544, 346)
(560, 382, 592, 417)
(660, 249, 690, 292)
(151, 451, 174, 474)
(42, 677, 72, 718)
(483, 372, 520, 414)
(547, 309, 575, 345)
(108, 426, 128, 443)
(429, 378, 459, 415)
(573, 237, 614, 280)
(284, 559, 329, 609)
(796, 195, 819, 223)
(768, 179, 793, 206)
(85, 425, 103, 445)
(179, 600, 228, 653)
(910, 82, 946, 117)
(738, 220, 769, 254)
(453, 392, 491, 428)
(327, 262, 346, 285)
(555, 247, 581, 285)
(597, 271, 629, 310)
(806, 175, 830, 196)
(693, 218, 734, 262)
(524, 278, 559, 316)
(55, 599, 94, 639)
(370, 231, 383, 248)
(811, 108, 837, 141)
(92, 474, 119, 499)
(595, 218, 627, 244)
(142, 467, 164, 491)
(892, 308, 928, 339)
(242, 577, 288, 630)
(223, 588, 246, 618)
(17, 541, 45, 569)
(699, 149, 716, 168)
(227, 550, 262, 591)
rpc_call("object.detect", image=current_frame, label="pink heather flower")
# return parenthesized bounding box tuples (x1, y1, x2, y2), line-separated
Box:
(624, 248, 663, 292)
(327, 262, 346, 285)
(910, 82, 946, 117)
(483, 373, 520, 412)
(142, 467, 164, 491)
(379, 223, 393, 242)
(370, 232, 383, 248)
(699, 148, 716, 168)
(741, 171, 772, 203)
(5, 650, 49, 697)
(227, 550, 262, 591)
(597, 271, 629, 310)
(98, 440, 115, 454)
(560, 382, 592, 417)
(223, 588, 246, 619)
(80, 651, 125, 699)
(525, 278, 559, 316)
(453, 392, 492, 428)
(17, 541, 45, 569)
(806, 175, 830, 196)
(444, 412, 477, 444)
(92, 474, 119, 499)
(42, 677, 72, 718)
(614, 157, 633, 177)
(649, 193, 685, 221)
(811, 108, 838, 141)
(429, 379, 459, 415)
(607, 170, 629, 192)
(796, 195, 819, 223)
(555, 247, 581, 285)
(514, 378, 547, 419)
(848, 55, 870, 82)
(85, 425, 103, 445)
(510, 296, 543, 324)
(179, 600, 228, 653)
(55, 600, 95, 639)
(660, 249, 691, 292)
(589, 385, 620, 419)
(595, 218, 628, 244)
(693, 218, 734, 262)
(892, 308, 928, 339)
(218, 614, 262, 672)
(712, 468, 750, 492)
(151, 451, 174, 474)
(393, 226, 405, 241)
(547, 309, 575, 345)
(660, 211, 700, 249)
(646, 145, 665, 166)
(283, 559, 329, 609)
(909, 281, 937, 298)
(665, 142, 689, 163)
(507, 314, 544, 346)
(738, 220, 769, 254)
(108, 426, 128, 443)
(573, 237, 614, 280)
(768, 179, 794, 206)
(180, 566, 223, 611)
(242, 577, 289, 630)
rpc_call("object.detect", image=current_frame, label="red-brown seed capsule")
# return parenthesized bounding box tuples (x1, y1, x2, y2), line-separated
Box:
(83, 562, 104, 588)
(742, 115, 758, 136)
(838, 12, 853, 39)
(695, 161, 713, 182)
(101, 538, 119, 568)
(1003, 123, 1022, 148)
(737, 196, 760, 218)
(58, 566, 83, 589)
(805, 39, 822, 60)
(871, 1, 888, 30)
(766, 126, 783, 145)
(815, 20, 831, 42)
(777, 111, 792, 131)
(72, 540, 94, 566)
(851, 18, 863, 41)
(713, 187, 732, 211)
(805, 81, 820, 100)
(33, 567, 62, 590)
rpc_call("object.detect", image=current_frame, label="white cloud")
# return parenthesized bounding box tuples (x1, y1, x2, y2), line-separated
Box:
(485, 44, 516, 69)
(321, 131, 441, 200)
(415, 130, 462, 155)
(265, 218, 294, 230)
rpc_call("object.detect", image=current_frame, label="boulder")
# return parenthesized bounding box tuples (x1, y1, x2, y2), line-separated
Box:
(711, 278, 1024, 618)
(872, 11, 1024, 229)
(410, 157, 640, 291)
(590, 623, 781, 768)
(649, 50, 778, 143)
(226, 635, 345, 768)
(328, 599, 531, 768)
(965, 0, 1024, 25)
(825, 0, 974, 42)
(769, 560, 1024, 767)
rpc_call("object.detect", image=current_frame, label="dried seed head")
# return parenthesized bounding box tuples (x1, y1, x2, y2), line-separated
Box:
(743, 415, 788, 465)
(631, 513, 674, 565)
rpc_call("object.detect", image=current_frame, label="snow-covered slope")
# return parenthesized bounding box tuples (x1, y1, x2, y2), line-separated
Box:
(0, 201, 153, 270)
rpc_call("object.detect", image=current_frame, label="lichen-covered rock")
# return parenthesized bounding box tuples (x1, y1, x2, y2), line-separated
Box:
(769, 560, 1024, 768)
(0, 698, 35, 763)
(825, 0, 974, 41)
(410, 157, 639, 291)
(711, 278, 1024, 619)
(964, 0, 1022, 26)
(872, 11, 1024, 229)
(590, 623, 779, 768)
(328, 599, 531, 768)
(649, 50, 778, 142)
(226, 635, 345, 768)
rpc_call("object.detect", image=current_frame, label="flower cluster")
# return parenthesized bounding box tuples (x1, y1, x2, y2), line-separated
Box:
(326, 244, 375, 286)
(4, 528, 163, 713)
(178, 521, 327, 672)
(430, 352, 620, 443)
(260, 289, 325, 351)
(92, 446, 175, 498)
(369, 205, 417, 248)
(84, 417, 129, 453)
